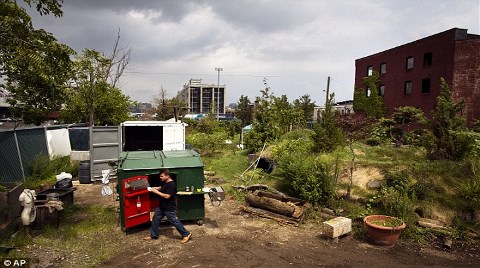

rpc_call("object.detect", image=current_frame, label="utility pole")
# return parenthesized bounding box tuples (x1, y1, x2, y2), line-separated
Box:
(325, 76, 330, 107)
(215, 67, 223, 120)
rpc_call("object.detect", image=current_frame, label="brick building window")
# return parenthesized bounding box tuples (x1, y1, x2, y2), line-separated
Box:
(422, 78, 431, 93)
(379, 85, 385, 96)
(366, 87, 371, 97)
(367, 66, 373, 76)
(380, 63, 386, 74)
(423, 52, 432, 67)
(406, 57, 414, 70)
(404, 81, 412, 95)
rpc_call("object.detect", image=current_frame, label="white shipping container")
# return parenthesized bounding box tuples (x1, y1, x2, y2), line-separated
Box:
(120, 121, 186, 151)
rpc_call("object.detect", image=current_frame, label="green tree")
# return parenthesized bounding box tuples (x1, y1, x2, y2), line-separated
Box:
(245, 87, 282, 151)
(313, 92, 344, 152)
(272, 94, 294, 133)
(1, 0, 74, 125)
(153, 87, 187, 121)
(61, 49, 133, 125)
(426, 78, 469, 160)
(293, 94, 316, 124)
(245, 82, 308, 151)
(353, 71, 384, 119)
(236, 95, 253, 127)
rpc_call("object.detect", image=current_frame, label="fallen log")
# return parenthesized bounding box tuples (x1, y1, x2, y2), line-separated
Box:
(240, 205, 301, 226)
(245, 194, 295, 217)
(244, 190, 310, 221)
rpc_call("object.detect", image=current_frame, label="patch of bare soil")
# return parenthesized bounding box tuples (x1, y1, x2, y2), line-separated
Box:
(31, 182, 480, 267)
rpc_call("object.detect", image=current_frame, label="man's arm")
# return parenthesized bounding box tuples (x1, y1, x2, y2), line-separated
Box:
(151, 188, 171, 199)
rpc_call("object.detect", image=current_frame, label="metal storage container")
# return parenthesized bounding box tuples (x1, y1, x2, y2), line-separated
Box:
(116, 149, 205, 231)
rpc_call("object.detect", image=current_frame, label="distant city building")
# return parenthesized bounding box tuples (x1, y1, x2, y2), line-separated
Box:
(129, 102, 154, 120)
(313, 100, 354, 121)
(130, 102, 152, 113)
(354, 28, 480, 124)
(177, 79, 226, 115)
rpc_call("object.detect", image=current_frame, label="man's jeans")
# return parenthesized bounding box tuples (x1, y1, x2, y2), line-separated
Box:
(150, 207, 190, 239)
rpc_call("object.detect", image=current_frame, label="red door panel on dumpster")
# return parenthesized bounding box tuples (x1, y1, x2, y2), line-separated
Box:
(122, 176, 151, 229)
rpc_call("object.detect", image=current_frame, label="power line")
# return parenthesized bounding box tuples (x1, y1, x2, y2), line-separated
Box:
(124, 71, 280, 78)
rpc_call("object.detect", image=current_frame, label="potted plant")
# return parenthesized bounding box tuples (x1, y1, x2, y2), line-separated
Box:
(364, 214, 406, 246)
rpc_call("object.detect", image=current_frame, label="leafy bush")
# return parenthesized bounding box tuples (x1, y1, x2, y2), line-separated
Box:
(365, 118, 393, 146)
(383, 169, 412, 191)
(24, 154, 78, 190)
(187, 132, 228, 156)
(271, 137, 338, 205)
(196, 116, 220, 134)
(271, 132, 314, 161)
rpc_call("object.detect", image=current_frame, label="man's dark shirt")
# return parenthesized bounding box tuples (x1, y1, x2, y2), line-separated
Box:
(159, 180, 177, 211)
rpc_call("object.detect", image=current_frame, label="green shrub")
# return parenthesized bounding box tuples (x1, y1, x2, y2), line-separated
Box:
(312, 122, 345, 152)
(365, 118, 392, 146)
(272, 146, 338, 205)
(383, 169, 412, 191)
(187, 132, 228, 156)
(24, 154, 78, 189)
(271, 134, 314, 161)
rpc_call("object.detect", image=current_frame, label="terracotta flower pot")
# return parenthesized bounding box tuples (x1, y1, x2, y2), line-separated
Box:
(364, 215, 406, 246)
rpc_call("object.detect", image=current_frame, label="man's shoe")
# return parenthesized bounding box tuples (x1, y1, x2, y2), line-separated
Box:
(143, 236, 157, 241)
(181, 233, 192, 244)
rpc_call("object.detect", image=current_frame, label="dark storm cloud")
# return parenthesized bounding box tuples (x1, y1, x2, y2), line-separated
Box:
(65, 0, 195, 22)
(21, 0, 480, 103)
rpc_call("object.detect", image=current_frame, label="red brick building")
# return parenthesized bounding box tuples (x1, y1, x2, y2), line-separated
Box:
(354, 28, 480, 124)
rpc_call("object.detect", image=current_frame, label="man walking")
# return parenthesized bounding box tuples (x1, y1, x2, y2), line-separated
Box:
(144, 169, 192, 243)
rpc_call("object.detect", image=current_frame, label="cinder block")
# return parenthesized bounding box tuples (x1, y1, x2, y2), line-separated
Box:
(323, 216, 352, 238)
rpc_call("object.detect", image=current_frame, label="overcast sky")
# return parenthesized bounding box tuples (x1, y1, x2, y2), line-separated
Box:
(26, 0, 479, 106)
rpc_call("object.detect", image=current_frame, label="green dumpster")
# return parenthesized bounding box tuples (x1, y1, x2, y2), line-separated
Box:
(116, 150, 205, 231)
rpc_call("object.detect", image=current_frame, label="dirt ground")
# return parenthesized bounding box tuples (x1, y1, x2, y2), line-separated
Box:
(33, 182, 480, 267)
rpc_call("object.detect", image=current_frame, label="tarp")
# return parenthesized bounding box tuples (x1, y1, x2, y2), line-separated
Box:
(46, 128, 71, 158)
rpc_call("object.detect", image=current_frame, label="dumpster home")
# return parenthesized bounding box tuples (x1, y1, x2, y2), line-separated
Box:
(115, 121, 206, 231)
